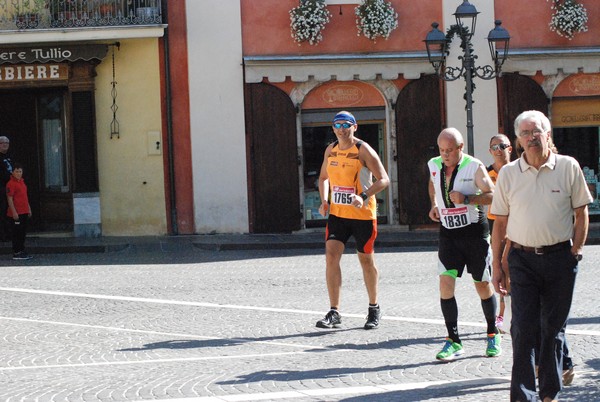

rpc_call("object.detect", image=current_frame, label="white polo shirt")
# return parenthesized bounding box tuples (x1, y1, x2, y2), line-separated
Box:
(491, 152, 593, 247)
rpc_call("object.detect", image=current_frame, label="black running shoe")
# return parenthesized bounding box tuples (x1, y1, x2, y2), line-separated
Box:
(316, 309, 342, 328)
(364, 306, 381, 329)
(12, 251, 32, 260)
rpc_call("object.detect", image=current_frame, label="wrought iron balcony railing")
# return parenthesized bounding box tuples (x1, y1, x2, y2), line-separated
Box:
(0, 0, 162, 30)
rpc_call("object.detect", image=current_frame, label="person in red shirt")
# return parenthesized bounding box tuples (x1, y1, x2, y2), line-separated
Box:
(6, 163, 32, 260)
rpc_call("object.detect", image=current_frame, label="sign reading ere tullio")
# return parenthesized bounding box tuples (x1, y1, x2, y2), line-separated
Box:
(0, 44, 108, 65)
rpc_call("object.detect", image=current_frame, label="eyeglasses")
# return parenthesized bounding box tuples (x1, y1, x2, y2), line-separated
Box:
(333, 122, 353, 129)
(519, 129, 544, 138)
(490, 143, 510, 151)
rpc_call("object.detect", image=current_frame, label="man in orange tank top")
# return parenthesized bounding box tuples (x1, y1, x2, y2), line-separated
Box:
(315, 111, 389, 330)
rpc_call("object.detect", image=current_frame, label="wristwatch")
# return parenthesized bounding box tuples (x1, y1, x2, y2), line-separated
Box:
(575, 254, 583, 262)
(463, 195, 470, 205)
(360, 192, 369, 201)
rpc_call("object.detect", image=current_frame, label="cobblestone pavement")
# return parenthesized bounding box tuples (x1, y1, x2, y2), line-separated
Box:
(0, 242, 599, 402)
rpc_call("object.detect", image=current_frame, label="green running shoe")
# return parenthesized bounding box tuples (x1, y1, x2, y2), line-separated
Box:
(436, 338, 464, 361)
(486, 333, 502, 357)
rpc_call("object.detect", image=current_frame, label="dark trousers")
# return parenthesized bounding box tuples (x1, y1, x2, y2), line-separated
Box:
(508, 246, 577, 402)
(11, 214, 29, 254)
(561, 331, 573, 370)
(535, 324, 573, 370)
(0, 196, 10, 241)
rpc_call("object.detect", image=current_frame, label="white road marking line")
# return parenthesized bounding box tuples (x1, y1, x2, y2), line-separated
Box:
(146, 371, 600, 401)
(0, 287, 598, 336)
(0, 316, 322, 350)
(0, 351, 310, 372)
(0, 287, 470, 326)
(148, 379, 501, 401)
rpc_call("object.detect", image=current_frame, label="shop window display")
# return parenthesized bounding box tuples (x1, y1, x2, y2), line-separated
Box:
(553, 126, 600, 215)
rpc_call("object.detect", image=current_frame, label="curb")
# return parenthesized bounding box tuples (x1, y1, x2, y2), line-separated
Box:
(2, 229, 599, 254)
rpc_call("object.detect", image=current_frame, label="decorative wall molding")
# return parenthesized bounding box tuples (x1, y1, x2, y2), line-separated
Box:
(504, 47, 600, 76)
(290, 79, 321, 106)
(244, 53, 432, 83)
(542, 71, 568, 99)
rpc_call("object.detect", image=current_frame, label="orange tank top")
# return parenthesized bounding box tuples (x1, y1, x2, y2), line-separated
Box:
(487, 165, 499, 221)
(326, 141, 376, 220)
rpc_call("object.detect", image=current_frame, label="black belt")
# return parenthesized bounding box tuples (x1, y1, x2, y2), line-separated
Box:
(511, 240, 571, 255)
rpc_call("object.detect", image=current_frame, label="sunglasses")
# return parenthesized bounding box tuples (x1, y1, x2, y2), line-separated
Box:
(333, 122, 353, 129)
(490, 143, 510, 151)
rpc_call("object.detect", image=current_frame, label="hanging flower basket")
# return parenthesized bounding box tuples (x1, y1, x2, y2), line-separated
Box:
(547, 0, 588, 40)
(355, 0, 398, 42)
(289, 0, 332, 46)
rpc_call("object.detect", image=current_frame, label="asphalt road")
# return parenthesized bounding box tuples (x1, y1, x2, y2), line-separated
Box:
(0, 242, 598, 401)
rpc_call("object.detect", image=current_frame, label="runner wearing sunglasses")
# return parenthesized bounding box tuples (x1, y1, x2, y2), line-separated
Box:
(486, 134, 513, 334)
(487, 134, 513, 233)
(315, 110, 389, 330)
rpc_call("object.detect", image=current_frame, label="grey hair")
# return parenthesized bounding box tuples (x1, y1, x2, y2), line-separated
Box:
(0, 136, 9, 143)
(514, 110, 551, 137)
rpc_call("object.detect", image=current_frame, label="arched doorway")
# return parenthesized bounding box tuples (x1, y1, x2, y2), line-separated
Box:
(395, 75, 443, 227)
(498, 73, 549, 153)
(300, 81, 389, 227)
(244, 83, 300, 233)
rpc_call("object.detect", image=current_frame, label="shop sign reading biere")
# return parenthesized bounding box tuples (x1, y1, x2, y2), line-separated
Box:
(0, 63, 68, 82)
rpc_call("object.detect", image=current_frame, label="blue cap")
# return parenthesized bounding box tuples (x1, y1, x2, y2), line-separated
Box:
(333, 111, 356, 125)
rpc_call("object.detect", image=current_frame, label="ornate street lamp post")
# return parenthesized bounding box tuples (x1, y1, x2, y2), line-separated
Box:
(424, 0, 510, 155)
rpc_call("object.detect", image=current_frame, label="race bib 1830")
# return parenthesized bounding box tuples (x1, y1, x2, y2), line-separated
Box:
(440, 206, 471, 229)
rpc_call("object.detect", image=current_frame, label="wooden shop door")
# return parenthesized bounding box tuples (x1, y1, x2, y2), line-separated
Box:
(395, 75, 443, 227)
(0, 89, 73, 232)
(245, 83, 301, 233)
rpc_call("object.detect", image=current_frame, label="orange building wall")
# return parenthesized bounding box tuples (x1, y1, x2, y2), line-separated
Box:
(495, 0, 599, 48)
(270, 79, 296, 96)
(241, 0, 441, 55)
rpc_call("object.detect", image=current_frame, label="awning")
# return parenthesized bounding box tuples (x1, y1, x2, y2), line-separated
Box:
(0, 44, 109, 64)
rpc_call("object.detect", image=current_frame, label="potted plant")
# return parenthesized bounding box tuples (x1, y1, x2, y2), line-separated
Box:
(547, 0, 588, 40)
(13, 0, 46, 28)
(289, 0, 331, 46)
(355, 0, 399, 42)
(97, 0, 117, 17)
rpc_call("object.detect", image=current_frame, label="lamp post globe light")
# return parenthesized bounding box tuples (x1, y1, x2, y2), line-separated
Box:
(424, 0, 510, 156)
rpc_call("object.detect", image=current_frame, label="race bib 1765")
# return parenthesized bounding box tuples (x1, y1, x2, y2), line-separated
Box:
(332, 186, 355, 205)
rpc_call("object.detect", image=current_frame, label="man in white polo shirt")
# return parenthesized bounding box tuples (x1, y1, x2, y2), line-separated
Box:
(491, 110, 592, 402)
